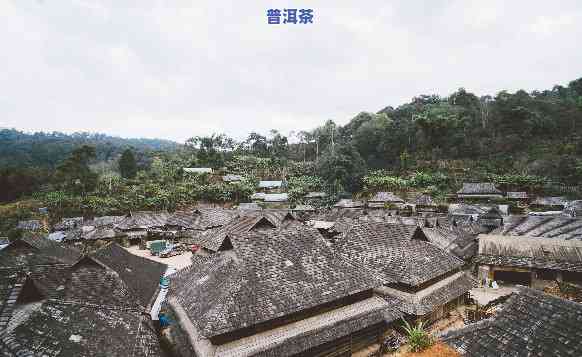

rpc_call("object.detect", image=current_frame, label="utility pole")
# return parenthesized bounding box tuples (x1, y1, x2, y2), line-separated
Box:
(316, 135, 319, 162)
(330, 122, 335, 153)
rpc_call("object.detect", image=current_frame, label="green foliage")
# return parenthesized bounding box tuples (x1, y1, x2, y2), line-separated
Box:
(287, 175, 324, 202)
(362, 171, 409, 191)
(0, 129, 177, 169)
(54, 145, 98, 195)
(118, 149, 138, 179)
(408, 171, 449, 188)
(317, 144, 367, 193)
(402, 319, 433, 352)
(487, 173, 548, 190)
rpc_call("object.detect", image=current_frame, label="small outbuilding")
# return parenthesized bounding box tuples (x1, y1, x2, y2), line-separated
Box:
(457, 183, 503, 200)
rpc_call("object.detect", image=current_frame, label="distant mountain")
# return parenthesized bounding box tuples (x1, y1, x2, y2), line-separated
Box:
(0, 129, 179, 169)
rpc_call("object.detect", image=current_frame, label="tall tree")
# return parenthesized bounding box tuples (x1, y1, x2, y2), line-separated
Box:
(54, 145, 98, 195)
(119, 149, 138, 179)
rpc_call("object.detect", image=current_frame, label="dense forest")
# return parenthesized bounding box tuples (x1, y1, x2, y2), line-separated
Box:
(1, 77, 581, 235)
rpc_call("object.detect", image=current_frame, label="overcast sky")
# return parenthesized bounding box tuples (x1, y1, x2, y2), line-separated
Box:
(1, 1, 581, 142)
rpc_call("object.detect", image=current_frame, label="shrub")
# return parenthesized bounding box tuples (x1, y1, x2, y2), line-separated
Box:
(402, 319, 433, 352)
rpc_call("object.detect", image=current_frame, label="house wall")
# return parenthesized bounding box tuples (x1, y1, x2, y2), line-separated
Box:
(209, 289, 375, 345)
(294, 322, 387, 357)
(421, 295, 465, 325)
(480, 264, 577, 288)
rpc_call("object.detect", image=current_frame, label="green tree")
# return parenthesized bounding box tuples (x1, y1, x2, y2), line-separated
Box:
(118, 149, 138, 179)
(54, 145, 98, 195)
(317, 144, 366, 192)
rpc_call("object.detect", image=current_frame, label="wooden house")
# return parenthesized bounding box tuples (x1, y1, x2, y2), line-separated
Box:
(443, 287, 582, 357)
(506, 191, 528, 201)
(475, 232, 582, 288)
(530, 196, 567, 211)
(167, 226, 404, 356)
(456, 183, 503, 201)
(0, 242, 166, 357)
(414, 193, 437, 213)
(367, 191, 405, 209)
(334, 222, 474, 324)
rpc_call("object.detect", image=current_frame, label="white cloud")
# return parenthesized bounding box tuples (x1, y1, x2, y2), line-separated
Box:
(1, 0, 581, 142)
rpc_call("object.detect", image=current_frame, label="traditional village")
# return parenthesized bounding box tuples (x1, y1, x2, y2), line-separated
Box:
(2, 169, 582, 357)
(2, 2, 582, 356)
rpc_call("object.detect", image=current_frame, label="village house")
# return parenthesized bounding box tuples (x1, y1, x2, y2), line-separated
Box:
(15, 220, 43, 232)
(333, 198, 365, 211)
(252, 192, 289, 208)
(334, 222, 474, 324)
(414, 193, 437, 214)
(456, 183, 503, 201)
(256, 180, 285, 193)
(115, 211, 171, 245)
(304, 191, 327, 200)
(183, 167, 213, 174)
(367, 191, 405, 209)
(165, 226, 404, 357)
(563, 200, 582, 217)
(530, 196, 568, 211)
(222, 174, 243, 183)
(237, 202, 262, 211)
(0, 241, 166, 357)
(505, 191, 528, 201)
(191, 210, 297, 255)
(475, 215, 582, 286)
(443, 287, 582, 356)
(475, 233, 582, 287)
(291, 204, 315, 213)
(421, 225, 479, 260)
(476, 207, 504, 230)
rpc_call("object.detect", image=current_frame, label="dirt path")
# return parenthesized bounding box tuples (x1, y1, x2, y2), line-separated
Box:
(125, 245, 193, 271)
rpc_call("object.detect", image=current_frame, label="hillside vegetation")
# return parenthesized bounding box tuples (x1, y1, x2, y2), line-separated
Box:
(1, 77, 581, 236)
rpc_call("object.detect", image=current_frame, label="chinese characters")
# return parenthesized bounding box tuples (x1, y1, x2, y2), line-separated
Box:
(267, 9, 313, 24)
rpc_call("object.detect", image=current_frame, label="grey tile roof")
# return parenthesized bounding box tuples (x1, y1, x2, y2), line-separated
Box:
(506, 191, 528, 199)
(334, 223, 464, 286)
(0, 300, 162, 357)
(16, 220, 42, 231)
(443, 287, 582, 357)
(115, 211, 171, 230)
(53, 217, 83, 231)
(192, 211, 296, 252)
(414, 193, 435, 206)
(531, 196, 567, 207)
(448, 203, 487, 216)
(84, 215, 125, 227)
(91, 243, 167, 308)
(238, 203, 262, 211)
(334, 199, 365, 208)
(184, 167, 212, 174)
(169, 226, 382, 338)
(0, 236, 82, 268)
(369, 192, 405, 203)
(250, 192, 265, 200)
(564, 200, 582, 217)
(476, 234, 582, 272)
(292, 204, 315, 211)
(421, 227, 477, 260)
(257, 180, 283, 189)
(263, 193, 289, 202)
(214, 296, 402, 357)
(489, 215, 582, 241)
(378, 272, 475, 315)
(223, 174, 243, 182)
(457, 183, 501, 195)
(304, 191, 327, 199)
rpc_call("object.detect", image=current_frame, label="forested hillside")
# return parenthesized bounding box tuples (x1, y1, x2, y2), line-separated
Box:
(0, 130, 178, 168)
(1, 77, 581, 235)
